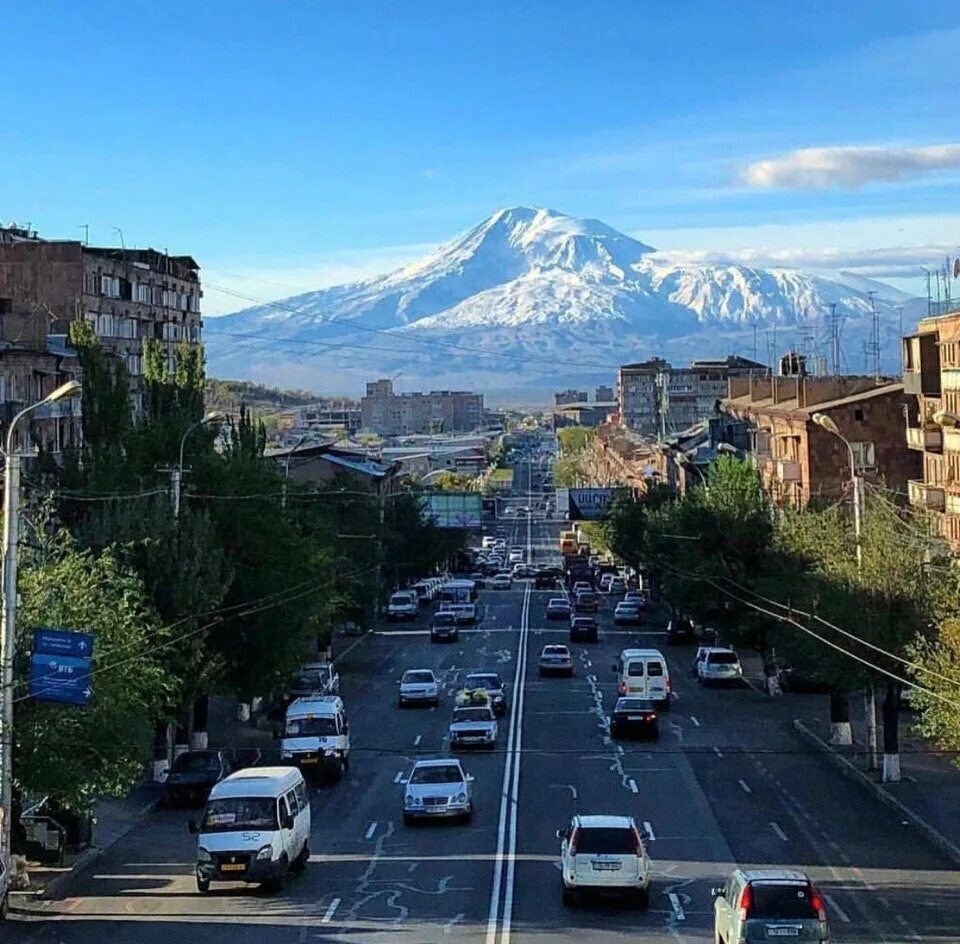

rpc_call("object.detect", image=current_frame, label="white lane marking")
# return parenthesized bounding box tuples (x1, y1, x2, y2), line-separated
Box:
(365, 821, 378, 840)
(414, 734, 422, 746)
(321, 897, 340, 923)
(824, 893, 851, 923)
(770, 821, 789, 841)
(485, 583, 530, 944)
(713, 746, 723, 758)
(643, 821, 656, 841)
(690, 715, 701, 727)
(444, 913, 466, 934)
(668, 892, 686, 921)
(737, 779, 752, 794)
(394, 770, 404, 783)
(628, 778, 638, 794)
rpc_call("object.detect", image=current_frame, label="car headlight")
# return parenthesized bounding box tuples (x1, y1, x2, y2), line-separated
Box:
(324, 748, 337, 756)
(197, 847, 212, 863)
(256, 844, 274, 861)
(405, 794, 422, 807)
(456, 791, 466, 802)
(280, 751, 293, 759)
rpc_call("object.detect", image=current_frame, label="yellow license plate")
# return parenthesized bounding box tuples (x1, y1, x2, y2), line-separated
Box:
(300, 757, 318, 764)
(221, 863, 245, 872)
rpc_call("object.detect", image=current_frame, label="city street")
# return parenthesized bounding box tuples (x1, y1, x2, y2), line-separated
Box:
(9, 462, 960, 943)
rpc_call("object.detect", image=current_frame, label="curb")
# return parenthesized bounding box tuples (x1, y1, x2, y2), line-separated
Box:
(39, 794, 162, 900)
(793, 718, 960, 869)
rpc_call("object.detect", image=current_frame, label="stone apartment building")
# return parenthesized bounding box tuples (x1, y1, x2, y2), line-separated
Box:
(0, 225, 202, 418)
(718, 374, 920, 507)
(361, 379, 483, 436)
(902, 306, 960, 547)
(554, 389, 589, 406)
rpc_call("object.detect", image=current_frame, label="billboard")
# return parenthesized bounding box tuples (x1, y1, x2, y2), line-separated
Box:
(558, 487, 616, 520)
(420, 492, 483, 529)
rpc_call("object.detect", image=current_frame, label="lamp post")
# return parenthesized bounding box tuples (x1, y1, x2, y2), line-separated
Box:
(1, 380, 82, 860)
(172, 411, 225, 519)
(811, 411, 871, 760)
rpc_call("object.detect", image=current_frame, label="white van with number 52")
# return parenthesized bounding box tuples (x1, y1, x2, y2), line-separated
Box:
(190, 767, 310, 893)
(613, 649, 671, 708)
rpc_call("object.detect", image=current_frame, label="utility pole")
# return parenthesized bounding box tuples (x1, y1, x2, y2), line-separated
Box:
(169, 466, 182, 519)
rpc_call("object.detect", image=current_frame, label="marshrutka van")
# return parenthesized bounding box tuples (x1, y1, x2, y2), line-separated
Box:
(279, 696, 350, 779)
(190, 767, 310, 893)
(613, 648, 671, 707)
(559, 530, 577, 554)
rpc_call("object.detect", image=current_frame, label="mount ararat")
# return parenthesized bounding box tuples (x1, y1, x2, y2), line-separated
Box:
(206, 207, 920, 398)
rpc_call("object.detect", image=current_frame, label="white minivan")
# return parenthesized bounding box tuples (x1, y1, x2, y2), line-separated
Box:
(613, 648, 671, 707)
(279, 696, 350, 780)
(190, 766, 310, 893)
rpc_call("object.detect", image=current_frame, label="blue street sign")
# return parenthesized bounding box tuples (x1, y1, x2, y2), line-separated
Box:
(33, 628, 94, 659)
(29, 653, 93, 705)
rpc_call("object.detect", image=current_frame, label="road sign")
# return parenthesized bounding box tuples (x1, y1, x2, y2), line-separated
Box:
(33, 628, 94, 659)
(28, 653, 93, 705)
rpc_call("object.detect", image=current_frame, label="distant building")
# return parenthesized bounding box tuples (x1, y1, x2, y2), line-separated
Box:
(552, 401, 616, 429)
(361, 378, 483, 436)
(554, 389, 589, 406)
(278, 402, 362, 435)
(595, 385, 614, 402)
(268, 442, 401, 498)
(618, 355, 768, 436)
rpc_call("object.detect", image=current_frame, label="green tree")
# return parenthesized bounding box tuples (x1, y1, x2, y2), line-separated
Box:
(557, 426, 595, 455)
(431, 472, 474, 491)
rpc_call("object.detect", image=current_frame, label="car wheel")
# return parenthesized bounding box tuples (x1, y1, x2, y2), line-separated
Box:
(293, 841, 310, 871)
(265, 862, 287, 893)
(562, 884, 576, 907)
(196, 877, 210, 894)
(636, 887, 651, 909)
(403, 813, 415, 826)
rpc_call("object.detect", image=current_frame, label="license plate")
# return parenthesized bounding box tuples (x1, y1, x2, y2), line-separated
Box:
(766, 929, 800, 937)
(220, 863, 245, 872)
(591, 861, 621, 871)
(300, 757, 318, 764)
(627, 715, 649, 721)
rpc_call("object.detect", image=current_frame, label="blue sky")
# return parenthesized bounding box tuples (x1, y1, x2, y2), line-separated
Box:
(4, 2, 960, 312)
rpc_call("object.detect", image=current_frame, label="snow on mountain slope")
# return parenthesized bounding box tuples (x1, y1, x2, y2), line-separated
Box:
(208, 206, 920, 393)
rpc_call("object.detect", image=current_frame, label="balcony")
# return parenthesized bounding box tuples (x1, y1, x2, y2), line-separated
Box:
(908, 479, 945, 511)
(906, 426, 943, 451)
(903, 370, 922, 396)
(946, 490, 960, 516)
(775, 459, 801, 482)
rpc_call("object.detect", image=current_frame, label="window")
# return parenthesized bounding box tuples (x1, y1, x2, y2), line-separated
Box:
(854, 408, 864, 422)
(285, 788, 299, 816)
(294, 780, 308, 812)
(136, 283, 151, 303)
(850, 441, 876, 470)
(0, 298, 11, 315)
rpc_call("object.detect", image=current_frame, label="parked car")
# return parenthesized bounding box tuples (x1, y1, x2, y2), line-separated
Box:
(697, 648, 743, 686)
(609, 697, 659, 739)
(558, 815, 652, 907)
(569, 616, 599, 643)
(403, 759, 475, 824)
(546, 597, 572, 620)
(539, 644, 574, 677)
(165, 749, 233, 807)
(713, 869, 828, 944)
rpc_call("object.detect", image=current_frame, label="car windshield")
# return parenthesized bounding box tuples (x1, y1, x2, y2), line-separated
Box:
(403, 671, 434, 684)
(295, 668, 329, 690)
(454, 708, 493, 722)
(617, 603, 637, 611)
(709, 652, 740, 665)
(574, 826, 636, 855)
(410, 765, 464, 784)
(434, 615, 455, 626)
(748, 883, 816, 919)
(202, 797, 278, 832)
(548, 599, 567, 607)
(616, 698, 654, 711)
(173, 752, 220, 774)
(466, 675, 500, 690)
(284, 716, 336, 737)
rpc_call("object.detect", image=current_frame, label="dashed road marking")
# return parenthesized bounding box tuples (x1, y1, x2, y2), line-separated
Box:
(628, 778, 638, 794)
(770, 821, 788, 841)
(643, 820, 656, 841)
(365, 821, 378, 840)
(824, 893, 851, 923)
(668, 892, 686, 920)
(737, 779, 752, 794)
(414, 734, 422, 746)
(713, 746, 723, 758)
(394, 770, 405, 783)
(321, 897, 340, 923)
(690, 715, 701, 727)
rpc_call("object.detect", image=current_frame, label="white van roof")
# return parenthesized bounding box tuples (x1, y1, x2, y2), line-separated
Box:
(209, 766, 302, 800)
(286, 696, 344, 718)
(619, 648, 666, 660)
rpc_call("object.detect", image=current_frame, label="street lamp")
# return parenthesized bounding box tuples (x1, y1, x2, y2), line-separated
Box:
(172, 411, 226, 519)
(1, 379, 82, 859)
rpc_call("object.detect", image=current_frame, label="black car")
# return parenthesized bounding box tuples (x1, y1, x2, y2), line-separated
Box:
(464, 671, 508, 716)
(165, 750, 232, 806)
(666, 618, 697, 645)
(569, 616, 599, 643)
(609, 697, 659, 739)
(430, 612, 459, 643)
(535, 567, 564, 590)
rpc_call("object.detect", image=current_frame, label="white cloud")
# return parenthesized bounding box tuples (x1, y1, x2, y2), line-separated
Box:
(741, 144, 960, 189)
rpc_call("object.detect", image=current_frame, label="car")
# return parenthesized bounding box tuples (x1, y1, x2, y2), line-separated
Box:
(165, 749, 233, 807)
(508, 549, 525, 564)
(410, 580, 435, 604)
(462, 672, 508, 716)
(608, 576, 627, 594)
(512, 563, 537, 578)
(572, 580, 592, 596)
(431, 611, 459, 643)
(289, 661, 340, 701)
(481, 536, 497, 550)
(666, 617, 697, 645)
(558, 814, 653, 907)
(489, 572, 513, 590)
(535, 567, 564, 589)
(570, 616, 599, 643)
(468, 572, 486, 589)
(399, 669, 440, 707)
(449, 704, 498, 749)
(614, 649, 671, 707)
(698, 648, 743, 686)
(609, 697, 659, 739)
(517, 506, 529, 516)
(693, 645, 735, 678)
(613, 602, 641, 625)
(503, 507, 516, 518)
(712, 869, 828, 944)
(546, 597, 572, 620)
(539, 644, 574, 676)
(403, 759, 475, 824)
(574, 590, 599, 612)
(441, 602, 477, 625)
(387, 590, 419, 621)
(598, 573, 614, 593)
(623, 590, 646, 607)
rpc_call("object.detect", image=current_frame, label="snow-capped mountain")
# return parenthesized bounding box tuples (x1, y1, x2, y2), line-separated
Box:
(207, 206, 921, 397)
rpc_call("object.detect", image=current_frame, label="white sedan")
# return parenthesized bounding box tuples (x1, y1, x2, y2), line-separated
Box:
(403, 759, 475, 823)
(399, 669, 440, 707)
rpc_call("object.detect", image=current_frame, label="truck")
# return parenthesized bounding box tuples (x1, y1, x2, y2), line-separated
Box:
(564, 553, 593, 589)
(559, 530, 578, 554)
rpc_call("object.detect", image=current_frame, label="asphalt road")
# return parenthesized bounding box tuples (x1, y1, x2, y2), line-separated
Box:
(10, 452, 960, 942)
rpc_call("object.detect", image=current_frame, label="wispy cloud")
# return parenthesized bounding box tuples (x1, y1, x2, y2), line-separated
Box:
(740, 144, 960, 189)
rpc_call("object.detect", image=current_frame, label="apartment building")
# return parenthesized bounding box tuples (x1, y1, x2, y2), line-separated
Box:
(595, 385, 614, 402)
(0, 225, 202, 416)
(902, 307, 960, 547)
(618, 355, 767, 436)
(360, 378, 483, 436)
(720, 374, 920, 507)
(554, 389, 589, 406)
(277, 402, 362, 436)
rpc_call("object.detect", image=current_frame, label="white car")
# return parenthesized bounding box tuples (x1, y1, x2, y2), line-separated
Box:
(558, 814, 652, 907)
(403, 759, 475, 823)
(448, 704, 498, 749)
(387, 591, 419, 621)
(508, 549, 525, 564)
(489, 572, 513, 590)
(399, 669, 440, 707)
(698, 648, 743, 686)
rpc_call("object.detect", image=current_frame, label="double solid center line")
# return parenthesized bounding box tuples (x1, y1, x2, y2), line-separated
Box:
(486, 581, 531, 944)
